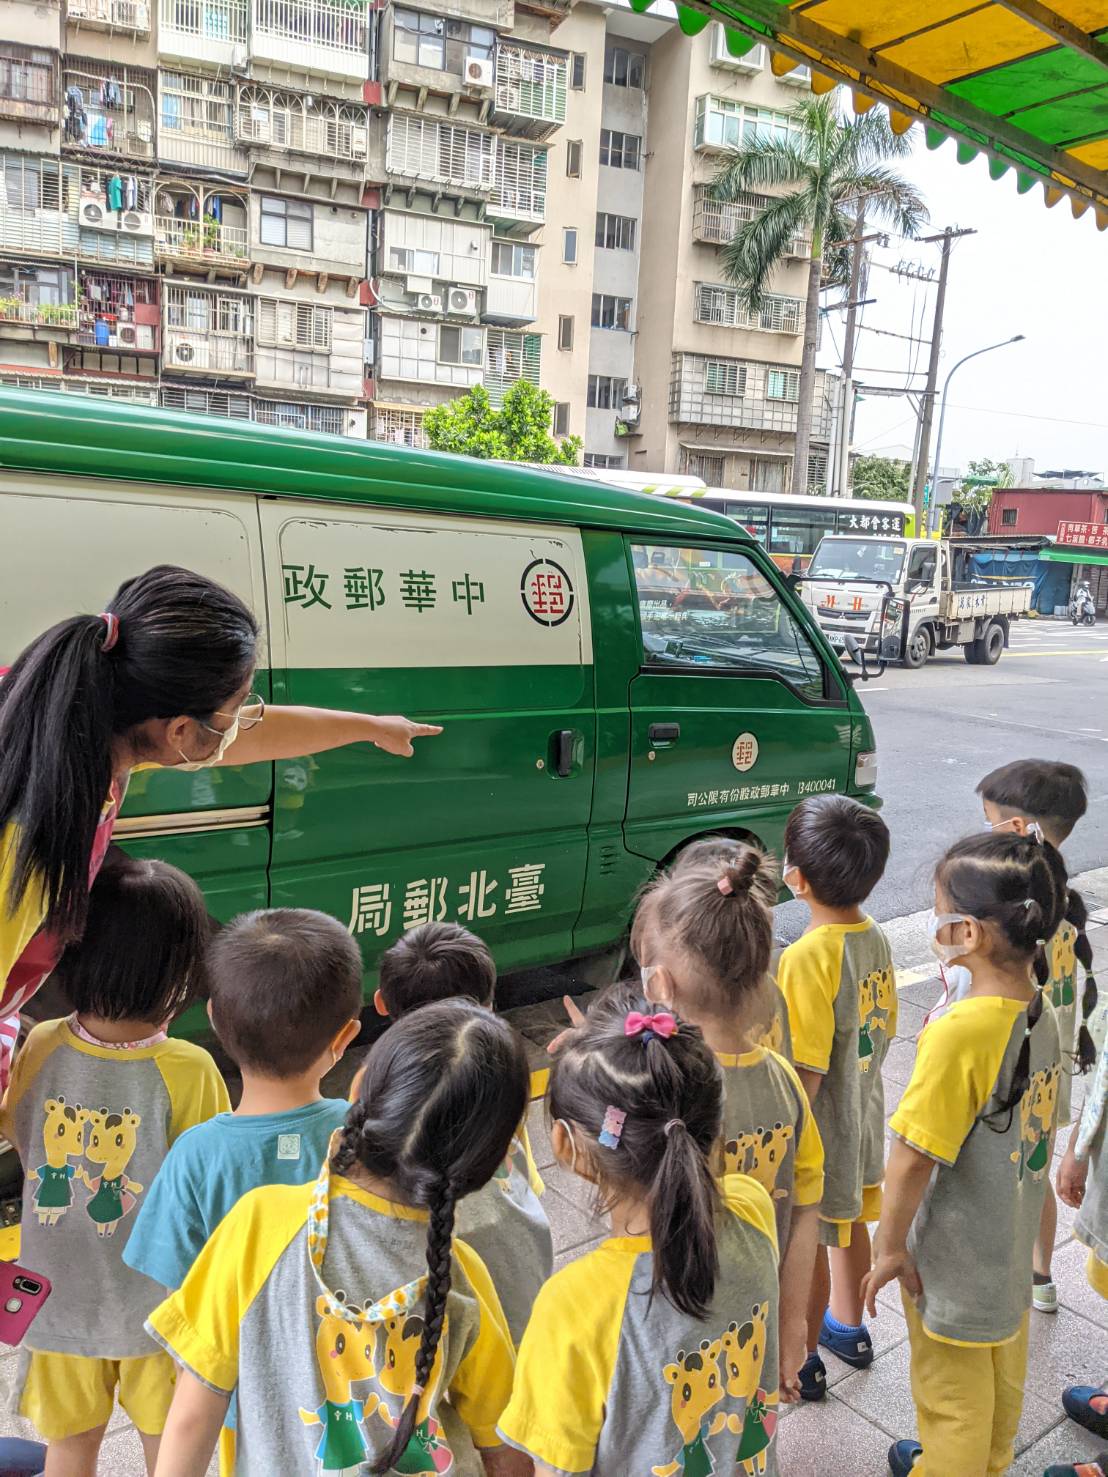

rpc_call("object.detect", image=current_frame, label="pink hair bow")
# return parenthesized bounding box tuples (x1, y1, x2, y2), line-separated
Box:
(624, 1010, 678, 1041)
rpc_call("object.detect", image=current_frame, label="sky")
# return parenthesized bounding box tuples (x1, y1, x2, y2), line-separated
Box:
(816, 136, 1108, 481)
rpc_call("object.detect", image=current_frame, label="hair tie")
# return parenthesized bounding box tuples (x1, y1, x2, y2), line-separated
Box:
(1035, 938, 1046, 948)
(410, 1383, 425, 1399)
(717, 876, 734, 896)
(1022, 898, 1034, 911)
(624, 1009, 677, 1043)
(663, 1118, 684, 1137)
(99, 612, 119, 651)
(599, 1106, 626, 1149)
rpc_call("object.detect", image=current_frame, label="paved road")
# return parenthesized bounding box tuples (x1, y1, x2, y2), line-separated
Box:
(774, 617, 1108, 943)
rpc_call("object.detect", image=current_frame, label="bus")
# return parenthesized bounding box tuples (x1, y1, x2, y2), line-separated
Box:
(641, 488, 917, 572)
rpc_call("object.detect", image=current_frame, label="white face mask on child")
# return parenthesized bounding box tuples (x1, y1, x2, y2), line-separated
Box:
(927, 909, 976, 965)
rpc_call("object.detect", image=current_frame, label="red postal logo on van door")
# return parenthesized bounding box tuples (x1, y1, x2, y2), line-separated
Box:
(521, 559, 574, 628)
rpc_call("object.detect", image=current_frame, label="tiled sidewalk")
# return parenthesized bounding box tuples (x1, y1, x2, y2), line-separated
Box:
(5, 925, 1107, 1475)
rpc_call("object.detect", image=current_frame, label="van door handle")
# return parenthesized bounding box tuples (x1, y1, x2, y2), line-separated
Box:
(649, 722, 681, 747)
(553, 729, 575, 778)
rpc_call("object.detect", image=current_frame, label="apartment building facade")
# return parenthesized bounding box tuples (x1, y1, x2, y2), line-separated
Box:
(0, 0, 841, 485)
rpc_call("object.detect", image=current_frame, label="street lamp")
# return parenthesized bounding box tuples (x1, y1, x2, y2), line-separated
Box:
(928, 334, 1026, 527)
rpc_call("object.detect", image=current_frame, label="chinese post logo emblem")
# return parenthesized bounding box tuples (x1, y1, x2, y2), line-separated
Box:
(521, 558, 574, 628)
(731, 733, 759, 772)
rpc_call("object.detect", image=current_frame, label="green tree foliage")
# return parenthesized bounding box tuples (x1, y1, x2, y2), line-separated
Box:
(423, 382, 582, 465)
(957, 457, 1014, 514)
(852, 454, 912, 502)
(712, 96, 927, 495)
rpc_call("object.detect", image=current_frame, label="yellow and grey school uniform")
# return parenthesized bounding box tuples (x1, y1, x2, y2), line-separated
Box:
(0, 1017, 228, 1440)
(778, 920, 895, 1247)
(1074, 1030, 1108, 1299)
(755, 979, 793, 1061)
(889, 996, 1061, 1477)
(454, 1131, 552, 1348)
(147, 1168, 516, 1477)
(498, 1174, 779, 1477)
(718, 1045, 824, 1251)
(1046, 919, 1080, 1124)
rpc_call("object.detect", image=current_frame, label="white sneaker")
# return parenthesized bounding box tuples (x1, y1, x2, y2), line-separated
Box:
(1032, 1280, 1058, 1313)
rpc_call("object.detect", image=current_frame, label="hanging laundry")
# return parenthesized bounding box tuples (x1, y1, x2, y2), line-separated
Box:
(107, 174, 123, 211)
(88, 111, 108, 148)
(157, 190, 174, 216)
(124, 175, 137, 210)
(208, 196, 222, 222)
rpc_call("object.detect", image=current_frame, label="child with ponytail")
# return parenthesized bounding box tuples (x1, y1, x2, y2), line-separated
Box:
(862, 831, 1066, 1477)
(148, 999, 529, 1477)
(631, 842, 823, 1403)
(976, 759, 1098, 1315)
(499, 981, 781, 1477)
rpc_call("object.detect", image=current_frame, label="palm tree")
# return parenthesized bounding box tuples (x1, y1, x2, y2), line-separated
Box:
(713, 95, 927, 495)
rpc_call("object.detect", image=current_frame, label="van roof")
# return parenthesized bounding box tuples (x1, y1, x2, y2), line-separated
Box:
(0, 388, 747, 543)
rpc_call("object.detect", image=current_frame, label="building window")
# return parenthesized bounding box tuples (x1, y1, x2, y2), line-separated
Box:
(259, 195, 313, 251)
(603, 47, 644, 88)
(437, 324, 484, 366)
(557, 314, 574, 350)
(562, 226, 578, 264)
(766, 367, 799, 401)
(1001, 507, 1018, 527)
(565, 139, 582, 177)
(392, 9, 494, 71)
(570, 52, 586, 90)
(591, 294, 632, 331)
(257, 298, 332, 350)
(595, 212, 637, 251)
(693, 96, 802, 151)
(587, 374, 626, 410)
(584, 452, 624, 468)
(490, 241, 536, 278)
(388, 246, 441, 276)
(0, 45, 55, 106)
(704, 360, 745, 396)
(599, 129, 641, 170)
(684, 452, 726, 484)
(161, 70, 234, 143)
(373, 405, 426, 448)
(694, 283, 803, 333)
(553, 402, 570, 437)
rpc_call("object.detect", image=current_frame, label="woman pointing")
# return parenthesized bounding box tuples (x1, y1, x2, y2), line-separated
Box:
(0, 563, 440, 1084)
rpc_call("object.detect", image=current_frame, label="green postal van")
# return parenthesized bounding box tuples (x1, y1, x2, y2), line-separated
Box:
(0, 389, 878, 1006)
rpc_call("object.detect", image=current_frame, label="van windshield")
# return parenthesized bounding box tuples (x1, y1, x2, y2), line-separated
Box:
(809, 538, 906, 584)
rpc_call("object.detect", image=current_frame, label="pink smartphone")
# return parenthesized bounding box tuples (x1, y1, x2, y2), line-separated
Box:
(0, 1263, 51, 1345)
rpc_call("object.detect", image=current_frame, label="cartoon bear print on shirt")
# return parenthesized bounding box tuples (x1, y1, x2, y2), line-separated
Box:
(652, 1338, 727, 1477)
(857, 975, 877, 1071)
(299, 1295, 380, 1476)
(375, 1313, 453, 1474)
(1049, 923, 1077, 1010)
(1011, 1063, 1060, 1183)
(84, 1107, 143, 1237)
(29, 1096, 88, 1228)
(725, 1124, 793, 1201)
(722, 1302, 778, 1477)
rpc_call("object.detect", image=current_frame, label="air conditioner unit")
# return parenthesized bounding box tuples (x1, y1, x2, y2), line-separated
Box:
(464, 56, 493, 88)
(709, 26, 764, 71)
(230, 44, 248, 72)
(780, 63, 812, 87)
(119, 209, 153, 234)
(117, 325, 138, 347)
(446, 287, 477, 315)
(79, 197, 115, 230)
(416, 293, 443, 312)
(405, 275, 433, 295)
(174, 340, 196, 364)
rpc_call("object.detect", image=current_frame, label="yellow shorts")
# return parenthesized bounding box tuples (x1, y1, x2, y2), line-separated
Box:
(820, 1183, 882, 1248)
(17, 1349, 176, 1441)
(1088, 1249, 1108, 1301)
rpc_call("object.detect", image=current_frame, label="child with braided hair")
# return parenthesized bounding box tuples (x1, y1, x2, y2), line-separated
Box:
(499, 980, 781, 1477)
(147, 999, 530, 1477)
(862, 831, 1066, 1477)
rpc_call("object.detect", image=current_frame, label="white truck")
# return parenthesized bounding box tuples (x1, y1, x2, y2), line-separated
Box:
(800, 535, 1033, 670)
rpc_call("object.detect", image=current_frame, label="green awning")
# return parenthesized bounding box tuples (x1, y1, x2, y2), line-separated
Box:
(1040, 546, 1108, 566)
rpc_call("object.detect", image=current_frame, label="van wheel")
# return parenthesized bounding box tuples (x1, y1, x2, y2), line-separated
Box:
(978, 622, 1005, 665)
(964, 642, 981, 664)
(903, 630, 929, 669)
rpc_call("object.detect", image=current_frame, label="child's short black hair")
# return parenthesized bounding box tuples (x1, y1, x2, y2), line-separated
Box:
(378, 922, 496, 1018)
(977, 760, 1087, 842)
(208, 908, 363, 1077)
(57, 851, 211, 1024)
(784, 793, 890, 909)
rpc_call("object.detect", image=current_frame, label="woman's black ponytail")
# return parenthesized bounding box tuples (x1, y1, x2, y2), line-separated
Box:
(0, 567, 257, 940)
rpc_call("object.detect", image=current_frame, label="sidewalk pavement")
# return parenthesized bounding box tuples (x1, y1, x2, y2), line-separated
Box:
(5, 913, 1107, 1475)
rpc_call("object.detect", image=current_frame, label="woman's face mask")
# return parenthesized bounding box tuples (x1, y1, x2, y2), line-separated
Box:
(175, 714, 240, 772)
(927, 909, 977, 965)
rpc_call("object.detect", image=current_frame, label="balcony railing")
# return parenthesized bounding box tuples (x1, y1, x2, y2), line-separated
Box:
(692, 187, 810, 258)
(251, 0, 369, 80)
(164, 327, 254, 374)
(488, 140, 547, 225)
(155, 215, 249, 266)
(0, 300, 77, 330)
(492, 44, 567, 139)
(669, 354, 833, 438)
(385, 115, 495, 193)
(63, 67, 156, 160)
(236, 88, 368, 163)
(67, 0, 151, 31)
(484, 276, 537, 325)
(484, 328, 540, 408)
(158, 0, 248, 65)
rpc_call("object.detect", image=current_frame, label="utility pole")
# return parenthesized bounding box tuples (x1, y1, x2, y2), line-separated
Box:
(833, 201, 866, 498)
(910, 226, 975, 524)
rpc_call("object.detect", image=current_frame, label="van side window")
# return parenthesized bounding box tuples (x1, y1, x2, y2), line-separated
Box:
(632, 543, 825, 698)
